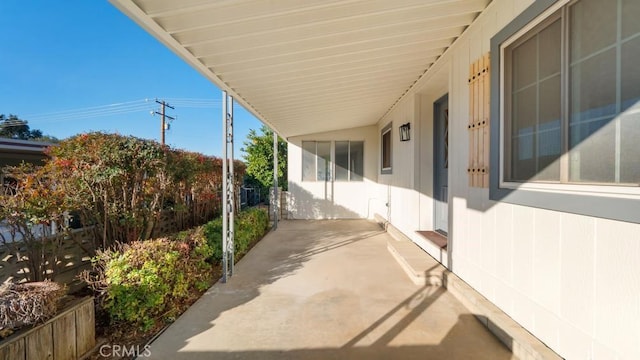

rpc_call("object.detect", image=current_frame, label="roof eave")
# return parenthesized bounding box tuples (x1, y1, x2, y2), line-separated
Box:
(109, 0, 278, 134)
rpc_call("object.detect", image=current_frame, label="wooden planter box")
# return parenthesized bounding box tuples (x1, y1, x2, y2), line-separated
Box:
(0, 296, 95, 360)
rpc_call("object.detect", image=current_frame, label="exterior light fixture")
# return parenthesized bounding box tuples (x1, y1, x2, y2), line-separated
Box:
(399, 123, 411, 141)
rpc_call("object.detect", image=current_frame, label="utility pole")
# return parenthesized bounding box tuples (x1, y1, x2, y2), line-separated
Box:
(154, 99, 175, 145)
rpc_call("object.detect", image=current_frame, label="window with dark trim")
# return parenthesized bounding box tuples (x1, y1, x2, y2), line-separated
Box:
(381, 123, 392, 174)
(503, 0, 640, 185)
(490, 0, 640, 224)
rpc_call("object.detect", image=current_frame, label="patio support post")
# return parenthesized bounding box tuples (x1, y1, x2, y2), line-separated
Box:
(228, 97, 235, 276)
(221, 91, 235, 283)
(273, 130, 278, 229)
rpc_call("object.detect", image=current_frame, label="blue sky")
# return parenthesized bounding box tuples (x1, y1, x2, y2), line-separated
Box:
(0, 0, 263, 158)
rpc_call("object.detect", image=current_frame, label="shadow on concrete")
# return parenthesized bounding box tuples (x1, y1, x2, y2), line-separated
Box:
(289, 229, 381, 262)
(343, 285, 446, 348)
(145, 220, 512, 360)
(153, 314, 510, 360)
(146, 221, 387, 356)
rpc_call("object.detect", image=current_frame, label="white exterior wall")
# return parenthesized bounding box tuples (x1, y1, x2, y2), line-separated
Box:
(286, 0, 640, 358)
(374, 0, 640, 359)
(287, 126, 383, 219)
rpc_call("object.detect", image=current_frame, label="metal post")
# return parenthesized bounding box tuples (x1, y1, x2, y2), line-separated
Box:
(228, 97, 235, 276)
(221, 91, 228, 283)
(273, 130, 278, 229)
(221, 91, 236, 282)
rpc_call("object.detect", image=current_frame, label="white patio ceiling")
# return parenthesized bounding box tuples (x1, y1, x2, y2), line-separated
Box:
(110, 0, 490, 138)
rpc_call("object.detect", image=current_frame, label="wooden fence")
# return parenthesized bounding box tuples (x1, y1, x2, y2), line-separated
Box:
(0, 296, 95, 360)
(0, 228, 95, 286)
(0, 200, 220, 287)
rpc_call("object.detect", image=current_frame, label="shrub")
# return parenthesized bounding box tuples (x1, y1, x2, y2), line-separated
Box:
(82, 208, 267, 331)
(46, 132, 247, 248)
(235, 207, 269, 257)
(47, 132, 168, 247)
(0, 132, 248, 289)
(203, 207, 269, 263)
(202, 217, 223, 262)
(83, 228, 213, 330)
(0, 281, 65, 329)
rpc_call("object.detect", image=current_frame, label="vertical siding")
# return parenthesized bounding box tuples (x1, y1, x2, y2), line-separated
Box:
(560, 214, 596, 336)
(532, 210, 562, 313)
(417, 95, 434, 231)
(593, 219, 640, 359)
(378, 96, 421, 238)
(375, 0, 640, 359)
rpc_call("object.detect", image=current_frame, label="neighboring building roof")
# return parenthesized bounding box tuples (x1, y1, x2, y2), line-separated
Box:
(0, 138, 53, 168)
(0, 138, 53, 153)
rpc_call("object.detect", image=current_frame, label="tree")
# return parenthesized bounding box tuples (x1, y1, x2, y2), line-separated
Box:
(32, 135, 61, 143)
(0, 163, 72, 281)
(242, 126, 287, 197)
(0, 114, 58, 141)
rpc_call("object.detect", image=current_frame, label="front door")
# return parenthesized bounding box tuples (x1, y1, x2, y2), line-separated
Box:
(434, 95, 449, 235)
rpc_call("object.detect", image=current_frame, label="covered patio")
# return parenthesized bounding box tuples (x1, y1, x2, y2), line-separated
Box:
(144, 220, 512, 359)
(107, 0, 640, 358)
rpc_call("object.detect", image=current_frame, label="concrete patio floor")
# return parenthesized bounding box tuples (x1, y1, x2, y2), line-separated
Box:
(145, 220, 514, 360)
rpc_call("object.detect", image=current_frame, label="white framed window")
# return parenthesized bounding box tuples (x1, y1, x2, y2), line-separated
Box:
(302, 140, 364, 182)
(381, 123, 392, 174)
(335, 141, 364, 181)
(302, 141, 331, 181)
(501, 0, 640, 189)
(490, 0, 640, 223)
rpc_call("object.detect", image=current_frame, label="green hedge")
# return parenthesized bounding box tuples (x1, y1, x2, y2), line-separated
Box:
(90, 207, 269, 330)
(203, 207, 269, 263)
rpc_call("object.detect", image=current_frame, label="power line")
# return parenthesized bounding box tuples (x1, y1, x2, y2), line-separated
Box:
(164, 98, 221, 103)
(165, 99, 221, 108)
(22, 100, 154, 123)
(28, 104, 156, 123)
(22, 99, 148, 118)
(15, 98, 221, 125)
